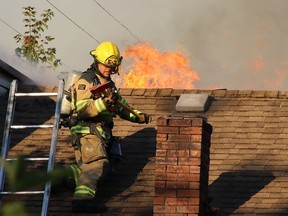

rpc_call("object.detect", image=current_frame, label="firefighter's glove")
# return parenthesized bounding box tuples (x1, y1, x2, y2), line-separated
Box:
(138, 113, 151, 124)
(104, 92, 119, 107)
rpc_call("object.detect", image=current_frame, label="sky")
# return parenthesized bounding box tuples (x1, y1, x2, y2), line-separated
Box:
(1, 0, 288, 90)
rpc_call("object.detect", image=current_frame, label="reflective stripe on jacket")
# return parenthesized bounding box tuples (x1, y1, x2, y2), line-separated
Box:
(69, 68, 143, 138)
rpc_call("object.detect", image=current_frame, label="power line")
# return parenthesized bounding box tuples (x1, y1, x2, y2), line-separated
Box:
(0, 18, 21, 34)
(46, 0, 100, 44)
(91, 0, 141, 43)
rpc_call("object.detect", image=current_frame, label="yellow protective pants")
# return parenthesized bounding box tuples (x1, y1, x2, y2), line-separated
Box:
(72, 133, 110, 197)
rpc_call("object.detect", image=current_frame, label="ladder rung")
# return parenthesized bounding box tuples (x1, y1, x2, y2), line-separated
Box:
(0, 191, 44, 195)
(6, 157, 49, 161)
(11, 125, 54, 129)
(15, 92, 58, 97)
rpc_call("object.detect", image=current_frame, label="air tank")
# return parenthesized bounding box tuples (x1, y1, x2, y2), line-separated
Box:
(60, 70, 82, 115)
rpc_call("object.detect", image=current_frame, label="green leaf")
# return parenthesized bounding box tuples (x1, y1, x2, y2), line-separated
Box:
(0, 202, 30, 216)
(0, 156, 69, 192)
(14, 6, 61, 68)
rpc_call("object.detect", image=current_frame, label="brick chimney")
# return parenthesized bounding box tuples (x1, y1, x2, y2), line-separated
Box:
(154, 116, 212, 216)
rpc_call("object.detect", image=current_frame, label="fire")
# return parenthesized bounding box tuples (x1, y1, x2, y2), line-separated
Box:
(116, 43, 200, 89)
(265, 69, 286, 89)
(250, 55, 264, 74)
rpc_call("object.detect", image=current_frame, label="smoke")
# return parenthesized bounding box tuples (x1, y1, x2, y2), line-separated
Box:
(164, 0, 288, 90)
(0, 49, 61, 85)
(2, 0, 288, 90)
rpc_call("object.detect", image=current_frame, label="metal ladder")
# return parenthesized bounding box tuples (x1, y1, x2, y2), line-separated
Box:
(0, 79, 64, 216)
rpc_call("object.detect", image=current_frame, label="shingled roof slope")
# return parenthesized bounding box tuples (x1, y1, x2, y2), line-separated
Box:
(1, 85, 288, 215)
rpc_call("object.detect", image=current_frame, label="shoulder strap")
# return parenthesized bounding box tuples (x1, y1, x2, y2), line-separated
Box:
(83, 69, 100, 86)
(71, 69, 99, 115)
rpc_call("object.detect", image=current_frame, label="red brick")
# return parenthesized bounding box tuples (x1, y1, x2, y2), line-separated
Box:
(156, 173, 177, 181)
(154, 205, 176, 213)
(178, 142, 201, 150)
(166, 181, 189, 189)
(189, 166, 200, 174)
(191, 118, 203, 127)
(176, 142, 191, 149)
(155, 165, 167, 173)
(176, 205, 199, 213)
(157, 133, 168, 141)
(154, 214, 186, 216)
(166, 173, 180, 181)
(177, 174, 200, 182)
(155, 180, 166, 188)
(166, 165, 190, 173)
(155, 188, 177, 198)
(157, 142, 179, 150)
(189, 198, 200, 205)
(165, 198, 189, 206)
(168, 134, 190, 142)
(154, 197, 165, 205)
(188, 182, 200, 190)
(156, 149, 167, 157)
(189, 150, 201, 157)
(191, 135, 202, 142)
(156, 157, 178, 165)
(179, 127, 191, 135)
(156, 117, 169, 126)
(177, 190, 200, 198)
(167, 149, 190, 158)
(158, 126, 179, 134)
(178, 158, 201, 166)
(169, 119, 192, 127)
(180, 127, 202, 135)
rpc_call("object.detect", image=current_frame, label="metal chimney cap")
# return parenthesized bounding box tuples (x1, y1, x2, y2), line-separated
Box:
(176, 94, 212, 112)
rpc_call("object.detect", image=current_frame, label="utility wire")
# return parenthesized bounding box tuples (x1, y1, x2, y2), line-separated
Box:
(46, 0, 100, 44)
(91, 0, 141, 43)
(0, 18, 21, 34)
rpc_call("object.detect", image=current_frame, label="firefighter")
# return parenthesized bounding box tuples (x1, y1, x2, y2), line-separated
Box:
(69, 41, 150, 213)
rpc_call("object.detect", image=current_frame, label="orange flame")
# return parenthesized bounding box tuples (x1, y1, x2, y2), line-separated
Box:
(250, 55, 264, 74)
(117, 43, 200, 89)
(265, 69, 286, 89)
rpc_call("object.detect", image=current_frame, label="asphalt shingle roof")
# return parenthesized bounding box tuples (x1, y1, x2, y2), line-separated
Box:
(1, 85, 288, 216)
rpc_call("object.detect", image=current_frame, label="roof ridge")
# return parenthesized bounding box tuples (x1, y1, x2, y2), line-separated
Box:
(17, 85, 288, 98)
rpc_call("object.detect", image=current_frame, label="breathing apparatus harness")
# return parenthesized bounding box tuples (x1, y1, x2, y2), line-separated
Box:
(60, 62, 117, 129)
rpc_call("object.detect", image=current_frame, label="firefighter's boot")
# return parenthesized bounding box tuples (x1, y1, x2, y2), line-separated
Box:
(72, 185, 107, 213)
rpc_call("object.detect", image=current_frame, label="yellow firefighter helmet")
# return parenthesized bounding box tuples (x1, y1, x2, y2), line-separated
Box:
(90, 41, 122, 68)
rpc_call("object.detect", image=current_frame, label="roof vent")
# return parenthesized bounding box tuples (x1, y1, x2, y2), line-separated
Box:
(176, 94, 212, 112)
